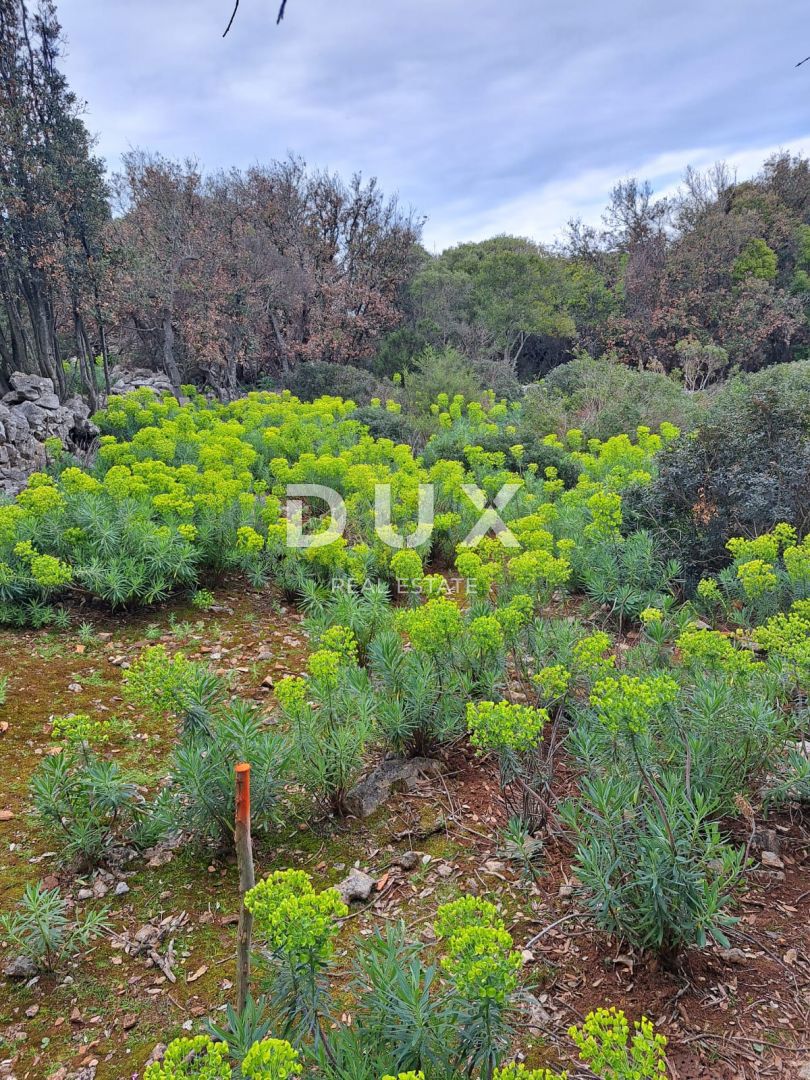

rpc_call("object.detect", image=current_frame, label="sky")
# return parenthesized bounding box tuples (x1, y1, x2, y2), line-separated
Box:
(57, 0, 810, 251)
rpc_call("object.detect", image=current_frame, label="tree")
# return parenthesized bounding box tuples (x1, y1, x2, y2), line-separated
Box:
(0, 0, 113, 403)
(111, 155, 420, 394)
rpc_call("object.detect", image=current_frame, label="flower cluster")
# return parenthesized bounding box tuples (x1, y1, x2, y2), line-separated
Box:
(434, 895, 521, 1007)
(244, 869, 348, 966)
(494, 1066, 568, 1080)
(396, 597, 464, 654)
(318, 625, 359, 665)
(466, 700, 548, 755)
(676, 628, 761, 677)
(569, 1008, 668, 1079)
(241, 1038, 302, 1080)
(50, 713, 113, 747)
(143, 1035, 230, 1079)
(590, 674, 679, 736)
(753, 604, 810, 684)
(532, 663, 571, 703)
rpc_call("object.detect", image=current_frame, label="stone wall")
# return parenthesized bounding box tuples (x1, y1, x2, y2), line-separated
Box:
(0, 373, 99, 495)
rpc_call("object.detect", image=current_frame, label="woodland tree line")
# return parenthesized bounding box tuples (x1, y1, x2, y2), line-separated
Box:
(3, 0, 810, 406)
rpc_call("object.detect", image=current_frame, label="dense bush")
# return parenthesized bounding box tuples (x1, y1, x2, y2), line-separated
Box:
(284, 361, 391, 405)
(627, 361, 810, 583)
(522, 353, 705, 442)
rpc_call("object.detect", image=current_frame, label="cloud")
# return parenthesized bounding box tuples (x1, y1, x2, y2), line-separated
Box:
(426, 135, 810, 252)
(56, 0, 810, 250)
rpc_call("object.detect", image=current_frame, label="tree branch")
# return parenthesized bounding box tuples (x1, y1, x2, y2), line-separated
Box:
(223, 0, 288, 36)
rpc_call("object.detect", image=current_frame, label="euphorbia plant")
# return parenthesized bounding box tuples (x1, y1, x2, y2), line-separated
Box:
(245, 869, 348, 1053)
(466, 699, 550, 830)
(569, 1007, 668, 1079)
(144, 1035, 231, 1079)
(434, 896, 521, 1080)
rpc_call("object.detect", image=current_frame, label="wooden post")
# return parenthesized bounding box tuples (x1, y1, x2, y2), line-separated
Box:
(234, 762, 255, 1014)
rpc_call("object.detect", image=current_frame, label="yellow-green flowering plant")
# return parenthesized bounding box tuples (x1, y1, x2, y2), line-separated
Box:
(434, 896, 522, 1080)
(241, 1037, 302, 1080)
(569, 1007, 668, 1079)
(144, 1035, 230, 1080)
(467, 700, 550, 830)
(245, 870, 348, 1050)
(494, 1065, 567, 1080)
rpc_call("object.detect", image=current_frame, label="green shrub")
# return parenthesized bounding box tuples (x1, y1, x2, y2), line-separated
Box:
(30, 747, 170, 868)
(143, 1035, 230, 1079)
(523, 353, 704, 442)
(284, 361, 388, 405)
(0, 881, 108, 972)
(467, 699, 550, 830)
(245, 869, 348, 1049)
(171, 697, 287, 846)
(369, 629, 465, 756)
(276, 650, 373, 816)
(569, 1008, 667, 1079)
(561, 774, 743, 961)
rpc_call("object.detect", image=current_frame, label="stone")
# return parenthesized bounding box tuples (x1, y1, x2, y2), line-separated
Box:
(718, 947, 748, 965)
(0, 372, 102, 494)
(344, 757, 443, 818)
(761, 850, 785, 869)
(3, 955, 37, 980)
(145, 1044, 167, 1068)
(114, 881, 130, 896)
(391, 850, 420, 871)
(336, 868, 376, 903)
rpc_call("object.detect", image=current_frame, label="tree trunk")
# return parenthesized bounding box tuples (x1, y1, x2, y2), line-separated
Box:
(161, 314, 182, 395)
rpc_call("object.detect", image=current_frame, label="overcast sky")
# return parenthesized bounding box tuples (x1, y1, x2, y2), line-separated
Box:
(57, 0, 810, 251)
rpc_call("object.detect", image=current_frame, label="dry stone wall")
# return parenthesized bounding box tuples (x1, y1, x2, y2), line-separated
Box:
(0, 372, 99, 495)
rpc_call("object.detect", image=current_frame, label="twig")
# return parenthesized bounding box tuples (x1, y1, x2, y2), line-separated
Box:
(222, 0, 239, 37)
(525, 912, 584, 948)
(223, 0, 288, 37)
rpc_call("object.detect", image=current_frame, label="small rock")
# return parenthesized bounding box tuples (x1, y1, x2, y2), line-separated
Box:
(24, 1004, 39, 1019)
(146, 1044, 167, 1067)
(558, 884, 575, 899)
(114, 881, 130, 896)
(122, 1012, 138, 1031)
(761, 850, 785, 870)
(91, 879, 108, 899)
(0, 810, 13, 821)
(392, 851, 420, 871)
(77, 888, 93, 901)
(336, 868, 376, 904)
(482, 859, 506, 874)
(718, 947, 748, 965)
(3, 955, 37, 980)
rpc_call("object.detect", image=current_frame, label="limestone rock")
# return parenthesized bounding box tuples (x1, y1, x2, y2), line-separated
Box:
(3, 954, 37, 980)
(344, 757, 443, 818)
(336, 868, 376, 903)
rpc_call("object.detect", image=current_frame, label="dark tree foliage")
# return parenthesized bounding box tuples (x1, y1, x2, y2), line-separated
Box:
(0, 0, 113, 404)
(625, 362, 810, 585)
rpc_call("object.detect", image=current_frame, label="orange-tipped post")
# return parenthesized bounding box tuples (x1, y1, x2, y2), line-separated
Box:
(234, 762, 255, 1013)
